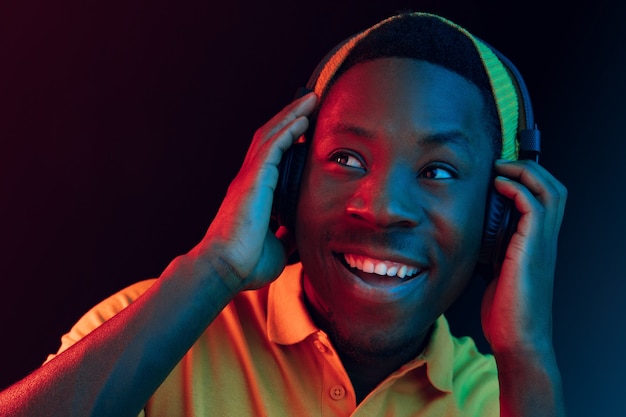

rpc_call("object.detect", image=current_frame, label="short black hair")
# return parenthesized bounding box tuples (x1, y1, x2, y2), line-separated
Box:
(321, 13, 502, 157)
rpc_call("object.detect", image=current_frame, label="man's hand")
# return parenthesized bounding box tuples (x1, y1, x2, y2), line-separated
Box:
(0, 93, 318, 417)
(481, 159, 567, 417)
(192, 92, 317, 294)
(481, 159, 566, 353)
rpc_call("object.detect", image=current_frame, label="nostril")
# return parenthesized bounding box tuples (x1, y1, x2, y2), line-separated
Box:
(344, 179, 420, 227)
(348, 212, 365, 221)
(394, 219, 417, 228)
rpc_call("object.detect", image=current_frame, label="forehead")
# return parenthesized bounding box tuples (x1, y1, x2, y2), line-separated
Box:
(314, 57, 492, 154)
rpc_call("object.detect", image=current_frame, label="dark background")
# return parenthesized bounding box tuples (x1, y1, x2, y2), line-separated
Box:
(0, 1, 623, 415)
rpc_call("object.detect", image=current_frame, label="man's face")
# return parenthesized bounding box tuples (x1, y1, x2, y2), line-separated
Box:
(295, 57, 494, 357)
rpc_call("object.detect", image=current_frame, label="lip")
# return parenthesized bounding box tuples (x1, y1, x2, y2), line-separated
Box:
(343, 253, 422, 278)
(329, 242, 426, 266)
(332, 250, 429, 291)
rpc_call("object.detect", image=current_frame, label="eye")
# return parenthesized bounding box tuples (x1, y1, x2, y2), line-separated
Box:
(330, 151, 365, 169)
(419, 164, 457, 180)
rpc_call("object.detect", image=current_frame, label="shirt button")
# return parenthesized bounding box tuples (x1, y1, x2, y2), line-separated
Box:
(313, 340, 326, 353)
(329, 384, 346, 400)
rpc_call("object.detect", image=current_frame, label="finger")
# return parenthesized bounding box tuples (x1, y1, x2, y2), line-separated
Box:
(243, 93, 317, 167)
(248, 114, 310, 170)
(256, 92, 317, 144)
(493, 175, 545, 238)
(272, 115, 310, 152)
(494, 160, 567, 203)
(494, 160, 567, 232)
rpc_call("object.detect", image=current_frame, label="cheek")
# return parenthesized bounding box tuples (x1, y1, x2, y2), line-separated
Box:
(429, 187, 488, 265)
(295, 165, 333, 247)
(425, 192, 487, 311)
(296, 162, 349, 231)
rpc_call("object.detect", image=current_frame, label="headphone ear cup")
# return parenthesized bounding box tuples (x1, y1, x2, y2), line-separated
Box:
(272, 142, 309, 230)
(480, 186, 519, 265)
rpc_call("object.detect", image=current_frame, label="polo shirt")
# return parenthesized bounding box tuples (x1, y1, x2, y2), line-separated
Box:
(47, 263, 499, 416)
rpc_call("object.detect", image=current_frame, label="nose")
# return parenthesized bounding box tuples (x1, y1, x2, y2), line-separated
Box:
(345, 166, 420, 228)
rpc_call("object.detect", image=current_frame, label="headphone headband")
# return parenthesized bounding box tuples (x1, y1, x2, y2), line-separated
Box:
(304, 12, 537, 161)
(274, 12, 541, 267)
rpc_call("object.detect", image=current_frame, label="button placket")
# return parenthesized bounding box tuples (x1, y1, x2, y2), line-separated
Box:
(312, 332, 355, 410)
(329, 384, 346, 400)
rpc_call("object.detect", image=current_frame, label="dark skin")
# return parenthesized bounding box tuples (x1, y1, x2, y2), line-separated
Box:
(296, 57, 495, 401)
(0, 57, 566, 416)
(297, 58, 567, 413)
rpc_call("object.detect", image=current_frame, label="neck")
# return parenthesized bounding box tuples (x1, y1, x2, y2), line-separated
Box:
(302, 286, 431, 403)
(337, 329, 431, 404)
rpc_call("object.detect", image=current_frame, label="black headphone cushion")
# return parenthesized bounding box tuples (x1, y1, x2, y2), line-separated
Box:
(480, 187, 519, 265)
(273, 142, 309, 230)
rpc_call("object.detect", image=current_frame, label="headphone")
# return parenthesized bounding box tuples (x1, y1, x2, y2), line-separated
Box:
(272, 39, 540, 267)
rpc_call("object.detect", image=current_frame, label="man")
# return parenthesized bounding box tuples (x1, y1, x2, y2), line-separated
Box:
(0, 12, 566, 416)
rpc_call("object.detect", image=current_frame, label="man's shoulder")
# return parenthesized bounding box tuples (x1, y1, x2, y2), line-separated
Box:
(82, 279, 157, 323)
(45, 279, 157, 363)
(430, 318, 498, 413)
(448, 330, 499, 410)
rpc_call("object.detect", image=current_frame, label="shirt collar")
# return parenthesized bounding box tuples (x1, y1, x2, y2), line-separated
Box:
(268, 263, 319, 344)
(420, 315, 455, 392)
(267, 263, 455, 393)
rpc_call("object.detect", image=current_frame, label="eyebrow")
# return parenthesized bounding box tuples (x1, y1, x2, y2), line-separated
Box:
(328, 122, 376, 139)
(327, 123, 476, 157)
(417, 130, 475, 157)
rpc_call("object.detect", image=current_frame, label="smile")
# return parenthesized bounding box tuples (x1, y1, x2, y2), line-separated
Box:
(343, 253, 422, 279)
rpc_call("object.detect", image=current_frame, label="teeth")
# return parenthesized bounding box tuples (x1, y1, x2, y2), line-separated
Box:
(343, 254, 420, 279)
(363, 259, 375, 273)
(398, 265, 407, 278)
(374, 263, 387, 275)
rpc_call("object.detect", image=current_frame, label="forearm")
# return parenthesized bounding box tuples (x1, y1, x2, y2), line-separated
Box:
(0, 91, 314, 417)
(495, 346, 566, 417)
(0, 252, 237, 417)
